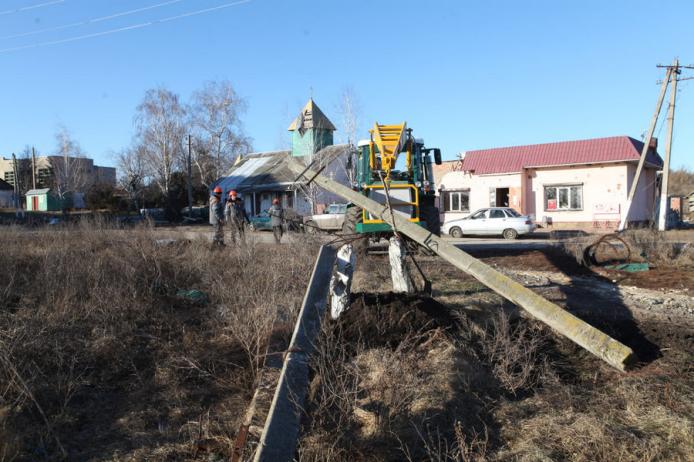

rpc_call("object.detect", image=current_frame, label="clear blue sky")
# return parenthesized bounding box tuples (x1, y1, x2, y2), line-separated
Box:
(1, 0, 693, 170)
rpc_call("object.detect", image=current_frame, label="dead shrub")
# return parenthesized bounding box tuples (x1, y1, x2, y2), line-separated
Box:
(562, 229, 694, 268)
(0, 223, 318, 459)
(477, 312, 551, 395)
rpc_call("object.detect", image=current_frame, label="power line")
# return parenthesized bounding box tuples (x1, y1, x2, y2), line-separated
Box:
(2, 0, 188, 41)
(0, 0, 252, 54)
(0, 0, 64, 16)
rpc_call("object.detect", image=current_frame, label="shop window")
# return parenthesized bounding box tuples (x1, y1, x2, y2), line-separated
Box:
(544, 184, 583, 211)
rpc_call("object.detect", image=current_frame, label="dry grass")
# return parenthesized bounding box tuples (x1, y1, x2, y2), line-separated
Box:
(0, 221, 318, 460)
(562, 229, 694, 268)
(297, 294, 693, 462)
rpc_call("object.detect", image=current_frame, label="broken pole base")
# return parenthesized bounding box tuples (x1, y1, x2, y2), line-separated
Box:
(389, 236, 414, 293)
(330, 244, 355, 319)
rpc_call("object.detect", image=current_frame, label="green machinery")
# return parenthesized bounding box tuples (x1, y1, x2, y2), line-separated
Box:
(342, 122, 442, 240)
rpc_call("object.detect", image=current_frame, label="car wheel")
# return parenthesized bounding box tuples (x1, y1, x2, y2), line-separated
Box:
(449, 226, 463, 238)
(248, 223, 256, 232)
(503, 228, 518, 240)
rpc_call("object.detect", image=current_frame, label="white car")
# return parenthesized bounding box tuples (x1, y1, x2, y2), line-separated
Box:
(442, 207, 536, 239)
(303, 203, 348, 232)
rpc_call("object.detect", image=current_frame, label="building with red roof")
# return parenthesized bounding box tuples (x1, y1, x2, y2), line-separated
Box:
(437, 136, 663, 230)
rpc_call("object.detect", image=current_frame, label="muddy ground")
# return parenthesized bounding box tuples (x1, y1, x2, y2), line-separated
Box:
(299, 245, 693, 461)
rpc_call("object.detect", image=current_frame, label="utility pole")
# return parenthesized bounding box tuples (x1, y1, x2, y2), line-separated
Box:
(11, 153, 21, 217)
(619, 59, 693, 231)
(31, 146, 37, 189)
(657, 59, 679, 230)
(187, 134, 194, 218)
(618, 67, 671, 230)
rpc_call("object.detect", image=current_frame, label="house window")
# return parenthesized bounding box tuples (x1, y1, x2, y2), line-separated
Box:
(544, 184, 583, 211)
(443, 190, 470, 213)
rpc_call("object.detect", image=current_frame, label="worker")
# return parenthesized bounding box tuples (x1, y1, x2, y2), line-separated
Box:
(268, 197, 284, 243)
(225, 190, 250, 244)
(209, 186, 225, 247)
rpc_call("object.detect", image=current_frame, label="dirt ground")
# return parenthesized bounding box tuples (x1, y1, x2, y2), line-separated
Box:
(300, 244, 693, 461)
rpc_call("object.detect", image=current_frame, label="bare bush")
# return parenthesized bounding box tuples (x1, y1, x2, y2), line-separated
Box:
(477, 312, 551, 395)
(562, 229, 694, 268)
(0, 223, 318, 459)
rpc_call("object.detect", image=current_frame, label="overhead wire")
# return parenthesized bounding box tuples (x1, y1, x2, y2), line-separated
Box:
(0, 0, 63, 16)
(0, 0, 252, 54)
(1, 0, 188, 40)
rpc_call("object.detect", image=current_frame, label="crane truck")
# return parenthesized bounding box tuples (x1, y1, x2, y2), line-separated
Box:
(341, 122, 443, 251)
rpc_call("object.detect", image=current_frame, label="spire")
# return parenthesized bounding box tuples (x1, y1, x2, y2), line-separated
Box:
(287, 98, 337, 132)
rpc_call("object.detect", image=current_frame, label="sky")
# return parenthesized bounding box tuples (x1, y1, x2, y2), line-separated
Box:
(0, 0, 693, 171)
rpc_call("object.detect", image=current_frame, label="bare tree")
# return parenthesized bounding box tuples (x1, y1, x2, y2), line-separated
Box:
(336, 86, 362, 186)
(189, 80, 252, 185)
(116, 146, 146, 211)
(337, 86, 361, 146)
(134, 87, 187, 196)
(52, 127, 87, 208)
(15, 146, 34, 195)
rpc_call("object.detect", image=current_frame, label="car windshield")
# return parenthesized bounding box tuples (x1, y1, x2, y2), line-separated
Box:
(328, 204, 347, 214)
(504, 209, 521, 217)
(470, 210, 487, 219)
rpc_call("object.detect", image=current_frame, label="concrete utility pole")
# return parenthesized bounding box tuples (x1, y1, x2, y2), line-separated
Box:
(31, 147, 37, 189)
(620, 59, 693, 231)
(657, 59, 679, 231)
(285, 157, 636, 371)
(618, 67, 671, 231)
(11, 153, 20, 216)
(187, 134, 194, 218)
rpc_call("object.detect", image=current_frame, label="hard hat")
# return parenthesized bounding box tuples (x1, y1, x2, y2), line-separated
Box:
(213, 186, 222, 195)
(272, 198, 280, 205)
(228, 190, 238, 198)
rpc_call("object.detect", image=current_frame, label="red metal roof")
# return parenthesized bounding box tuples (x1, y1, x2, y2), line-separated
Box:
(461, 136, 663, 175)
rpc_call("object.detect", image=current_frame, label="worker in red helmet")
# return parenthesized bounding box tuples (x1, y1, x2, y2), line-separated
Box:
(209, 185, 225, 247)
(268, 197, 284, 243)
(225, 190, 250, 244)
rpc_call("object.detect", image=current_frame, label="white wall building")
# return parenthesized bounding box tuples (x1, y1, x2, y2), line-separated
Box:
(437, 136, 662, 230)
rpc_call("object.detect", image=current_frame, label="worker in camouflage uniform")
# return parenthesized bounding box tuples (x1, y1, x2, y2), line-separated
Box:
(209, 186, 225, 247)
(225, 190, 250, 244)
(268, 198, 284, 244)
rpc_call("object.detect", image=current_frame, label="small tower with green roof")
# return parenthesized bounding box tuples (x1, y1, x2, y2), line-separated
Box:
(287, 99, 336, 158)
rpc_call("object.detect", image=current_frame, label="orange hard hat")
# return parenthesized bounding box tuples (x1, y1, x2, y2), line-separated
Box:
(228, 190, 238, 198)
(213, 186, 222, 195)
(272, 198, 280, 205)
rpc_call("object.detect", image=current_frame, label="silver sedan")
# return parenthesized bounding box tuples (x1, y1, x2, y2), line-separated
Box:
(442, 207, 536, 239)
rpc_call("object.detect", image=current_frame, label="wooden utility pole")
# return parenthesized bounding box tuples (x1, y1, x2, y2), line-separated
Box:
(657, 59, 679, 230)
(618, 67, 671, 230)
(31, 147, 37, 189)
(187, 134, 194, 218)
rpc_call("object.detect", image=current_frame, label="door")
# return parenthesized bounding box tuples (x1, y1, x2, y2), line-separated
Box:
(487, 208, 508, 234)
(466, 209, 488, 234)
(32, 196, 39, 211)
(489, 187, 510, 207)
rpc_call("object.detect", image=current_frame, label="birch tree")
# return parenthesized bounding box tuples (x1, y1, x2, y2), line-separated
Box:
(336, 87, 361, 186)
(189, 80, 251, 185)
(116, 146, 146, 210)
(134, 87, 186, 196)
(52, 127, 87, 207)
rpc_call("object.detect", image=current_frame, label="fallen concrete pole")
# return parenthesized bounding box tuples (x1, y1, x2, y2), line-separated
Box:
(286, 158, 636, 371)
(253, 245, 337, 462)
